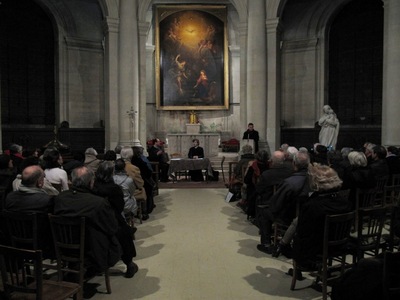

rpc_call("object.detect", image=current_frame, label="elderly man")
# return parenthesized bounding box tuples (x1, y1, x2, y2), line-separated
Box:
(54, 166, 123, 275)
(84, 147, 101, 174)
(256, 152, 310, 255)
(5, 165, 53, 212)
(5, 165, 54, 257)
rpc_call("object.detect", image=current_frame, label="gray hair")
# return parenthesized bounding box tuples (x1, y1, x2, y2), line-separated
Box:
(85, 147, 98, 156)
(348, 151, 367, 167)
(120, 146, 133, 161)
(270, 151, 285, 167)
(293, 152, 310, 170)
(71, 166, 94, 188)
(287, 146, 299, 161)
(240, 144, 253, 155)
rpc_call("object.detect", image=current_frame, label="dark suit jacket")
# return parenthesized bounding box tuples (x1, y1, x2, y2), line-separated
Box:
(54, 186, 121, 271)
(188, 146, 204, 158)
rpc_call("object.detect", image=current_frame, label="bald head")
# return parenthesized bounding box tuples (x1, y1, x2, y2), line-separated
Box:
(270, 151, 285, 167)
(71, 166, 94, 189)
(21, 165, 44, 187)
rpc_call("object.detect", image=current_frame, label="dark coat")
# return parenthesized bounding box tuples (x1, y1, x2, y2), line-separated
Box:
(293, 191, 352, 268)
(54, 186, 121, 271)
(369, 159, 389, 179)
(269, 168, 310, 223)
(242, 130, 259, 152)
(188, 146, 204, 159)
(255, 165, 293, 206)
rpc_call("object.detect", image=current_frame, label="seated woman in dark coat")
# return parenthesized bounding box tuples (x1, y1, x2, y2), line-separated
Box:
(93, 161, 138, 278)
(293, 163, 352, 270)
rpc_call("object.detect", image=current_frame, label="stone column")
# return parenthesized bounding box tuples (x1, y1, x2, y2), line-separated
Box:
(237, 22, 248, 131)
(266, 18, 282, 153)
(382, 0, 400, 146)
(103, 17, 120, 150)
(118, 0, 140, 146)
(138, 21, 151, 147)
(246, 0, 267, 147)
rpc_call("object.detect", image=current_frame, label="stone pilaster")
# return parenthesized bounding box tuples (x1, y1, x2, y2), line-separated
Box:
(382, 0, 400, 146)
(246, 0, 267, 145)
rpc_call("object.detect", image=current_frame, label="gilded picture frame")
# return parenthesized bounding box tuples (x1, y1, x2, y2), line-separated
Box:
(155, 5, 229, 111)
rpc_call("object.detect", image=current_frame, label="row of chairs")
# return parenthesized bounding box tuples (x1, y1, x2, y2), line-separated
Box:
(1, 212, 111, 299)
(290, 208, 400, 300)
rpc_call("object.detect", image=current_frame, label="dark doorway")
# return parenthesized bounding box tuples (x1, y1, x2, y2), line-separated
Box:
(0, 0, 55, 126)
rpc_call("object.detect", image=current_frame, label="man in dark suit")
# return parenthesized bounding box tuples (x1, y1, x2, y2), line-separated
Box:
(54, 166, 121, 274)
(188, 138, 205, 181)
(242, 123, 259, 153)
(148, 138, 170, 182)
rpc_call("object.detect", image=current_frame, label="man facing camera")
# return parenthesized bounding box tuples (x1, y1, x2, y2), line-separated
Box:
(188, 139, 205, 182)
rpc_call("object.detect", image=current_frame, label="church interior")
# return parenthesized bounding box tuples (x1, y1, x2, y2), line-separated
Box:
(1, 0, 400, 299)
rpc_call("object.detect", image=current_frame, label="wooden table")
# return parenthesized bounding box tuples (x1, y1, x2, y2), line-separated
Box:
(168, 158, 213, 181)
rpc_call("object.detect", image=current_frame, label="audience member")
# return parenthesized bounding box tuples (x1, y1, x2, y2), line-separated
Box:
(188, 139, 205, 182)
(386, 146, 400, 179)
(291, 163, 352, 272)
(233, 144, 255, 208)
(132, 146, 155, 214)
(54, 166, 122, 275)
(43, 149, 69, 191)
(113, 158, 138, 216)
(8, 143, 25, 174)
(369, 145, 389, 179)
(0, 154, 16, 208)
(121, 146, 149, 220)
(5, 165, 54, 257)
(62, 151, 85, 177)
(12, 156, 59, 196)
(93, 161, 139, 278)
(244, 150, 270, 220)
(256, 152, 310, 254)
(84, 147, 101, 174)
(148, 138, 170, 182)
(103, 150, 117, 161)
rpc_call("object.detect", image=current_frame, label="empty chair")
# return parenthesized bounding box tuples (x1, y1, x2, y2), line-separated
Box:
(0, 244, 80, 300)
(349, 206, 387, 263)
(48, 214, 111, 297)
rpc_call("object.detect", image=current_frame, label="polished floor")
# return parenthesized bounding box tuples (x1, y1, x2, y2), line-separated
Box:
(89, 188, 322, 300)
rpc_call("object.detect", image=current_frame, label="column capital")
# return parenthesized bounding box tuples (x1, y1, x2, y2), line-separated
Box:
(237, 22, 248, 37)
(103, 17, 119, 34)
(266, 18, 283, 34)
(138, 21, 151, 37)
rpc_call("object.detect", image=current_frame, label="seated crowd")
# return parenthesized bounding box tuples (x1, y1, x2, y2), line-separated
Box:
(231, 141, 400, 298)
(0, 143, 160, 281)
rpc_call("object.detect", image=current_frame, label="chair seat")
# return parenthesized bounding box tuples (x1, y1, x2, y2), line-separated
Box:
(41, 280, 81, 300)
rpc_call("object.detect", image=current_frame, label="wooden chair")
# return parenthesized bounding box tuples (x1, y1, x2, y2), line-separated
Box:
(384, 185, 400, 207)
(383, 251, 400, 300)
(375, 175, 390, 206)
(349, 206, 387, 263)
(150, 162, 159, 196)
(390, 173, 400, 186)
(384, 205, 400, 252)
(290, 211, 354, 300)
(2, 211, 56, 270)
(48, 214, 111, 297)
(220, 156, 226, 187)
(0, 244, 80, 300)
(354, 188, 378, 232)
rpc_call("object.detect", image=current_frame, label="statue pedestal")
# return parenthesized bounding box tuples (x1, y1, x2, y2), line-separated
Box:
(186, 124, 200, 134)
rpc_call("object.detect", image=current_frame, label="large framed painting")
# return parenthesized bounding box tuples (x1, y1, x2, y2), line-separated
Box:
(155, 5, 229, 110)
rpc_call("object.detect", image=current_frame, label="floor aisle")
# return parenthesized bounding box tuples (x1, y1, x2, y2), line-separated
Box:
(90, 189, 322, 300)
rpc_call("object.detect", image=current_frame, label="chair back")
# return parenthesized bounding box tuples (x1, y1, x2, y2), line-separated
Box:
(355, 206, 387, 259)
(384, 185, 400, 207)
(387, 205, 400, 252)
(323, 211, 354, 258)
(48, 214, 85, 284)
(0, 245, 43, 299)
(391, 173, 400, 186)
(356, 188, 378, 209)
(375, 175, 390, 205)
(220, 156, 226, 185)
(2, 211, 39, 250)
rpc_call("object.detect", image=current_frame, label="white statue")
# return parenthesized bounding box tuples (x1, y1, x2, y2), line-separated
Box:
(318, 105, 340, 150)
